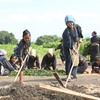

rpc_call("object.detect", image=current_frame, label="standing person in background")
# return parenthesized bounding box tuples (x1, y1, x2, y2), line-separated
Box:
(14, 29, 31, 84)
(28, 49, 40, 69)
(41, 49, 56, 70)
(55, 39, 65, 65)
(90, 31, 100, 63)
(62, 15, 82, 79)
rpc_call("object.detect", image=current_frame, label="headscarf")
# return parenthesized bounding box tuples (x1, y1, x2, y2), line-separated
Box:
(47, 49, 53, 56)
(30, 49, 36, 57)
(65, 15, 75, 24)
(0, 49, 7, 56)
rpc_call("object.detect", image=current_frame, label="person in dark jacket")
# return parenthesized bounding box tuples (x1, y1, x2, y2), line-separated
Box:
(41, 49, 56, 70)
(62, 15, 82, 79)
(28, 49, 40, 69)
(91, 56, 100, 73)
(55, 39, 65, 65)
(91, 31, 100, 44)
(77, 55, 88, 74)
(90, 31, 100, 62)
(0, 49, 15, 75)
(14, 29, 31, 83)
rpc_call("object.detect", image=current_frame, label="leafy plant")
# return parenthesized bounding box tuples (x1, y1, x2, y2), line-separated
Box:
(10, 69, 66, 76)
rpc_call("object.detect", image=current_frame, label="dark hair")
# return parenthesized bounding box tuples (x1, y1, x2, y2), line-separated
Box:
(95, 56, 100, 61)
(23, 29, 31, 37)
(92, 31, 97, 35)
(10, 54, 16, 60)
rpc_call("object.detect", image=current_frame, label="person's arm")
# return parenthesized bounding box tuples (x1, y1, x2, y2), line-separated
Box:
(52, 55, 56, 70)
(3, 58, 15, 71)
(62, 28, 73, 49)
(36, 56, 40, 68)
(55, 44, 60, 51)
(41, 55, 46, 69)
(17, 43, 24, 66)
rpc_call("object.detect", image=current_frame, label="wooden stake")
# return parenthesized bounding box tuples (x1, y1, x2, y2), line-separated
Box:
(14, 54, 29, 82)
(39, 84, 100, 100)
(53, 72, 65, 87)
(0, 95, 10, 99)
(65, 44, 80, 88)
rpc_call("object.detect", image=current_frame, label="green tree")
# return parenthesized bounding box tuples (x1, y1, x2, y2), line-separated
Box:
(0, 31, 18, 44)
(80, 38, 91, 57)
(35, 35, 61, 45)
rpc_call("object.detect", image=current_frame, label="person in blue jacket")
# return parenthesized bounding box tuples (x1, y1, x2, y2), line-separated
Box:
(62, 15, 81, 79)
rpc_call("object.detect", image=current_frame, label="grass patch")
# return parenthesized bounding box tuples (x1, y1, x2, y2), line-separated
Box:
(10, 69, 66, 76)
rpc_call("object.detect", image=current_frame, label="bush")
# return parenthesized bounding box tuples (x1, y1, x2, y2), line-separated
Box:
(43, 41, 60, 48)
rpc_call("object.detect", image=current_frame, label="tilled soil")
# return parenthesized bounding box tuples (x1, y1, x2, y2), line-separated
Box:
(0, 61, 100, 100)
(0, 74, 100, 100)
(0, 82, 95, 100)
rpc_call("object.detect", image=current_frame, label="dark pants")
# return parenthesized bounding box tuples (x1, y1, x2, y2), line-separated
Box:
(90, 44, 100, 62)
(64, 47, 72, 75)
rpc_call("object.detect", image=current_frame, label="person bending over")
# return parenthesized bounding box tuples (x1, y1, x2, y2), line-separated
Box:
(41, 49, 56, 70)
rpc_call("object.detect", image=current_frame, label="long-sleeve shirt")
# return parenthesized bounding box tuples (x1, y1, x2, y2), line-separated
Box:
(41, 54, 56, 70)
(14, 39, 31, 59)
(91, 36, 100, 44)
(28, 55, 40, 68)
(55, 43, 64, 56)
(0, 56, 15, 71)
(62, 27, 78, 49)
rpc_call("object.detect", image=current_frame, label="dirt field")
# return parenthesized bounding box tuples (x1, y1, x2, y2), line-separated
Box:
(0, 59, 100, 100)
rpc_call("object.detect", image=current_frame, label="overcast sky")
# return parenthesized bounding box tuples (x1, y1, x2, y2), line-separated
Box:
(0, 0, 100, 41)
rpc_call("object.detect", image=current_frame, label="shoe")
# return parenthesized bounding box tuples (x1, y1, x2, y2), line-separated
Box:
(71, 76, 77, 79)
(62, 77, 71, 82)
(62, 78, 67, 81)
(91, 70, 95, 73)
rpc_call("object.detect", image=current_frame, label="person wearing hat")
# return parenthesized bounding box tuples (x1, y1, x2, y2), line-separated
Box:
(41, 49, 56, 70)
(90, 31, 100, 62)
(0, 49, 15, 75)
(55, 39, 65, 65)
(27, 49, 40, 69)
(62, 15, 81, 79)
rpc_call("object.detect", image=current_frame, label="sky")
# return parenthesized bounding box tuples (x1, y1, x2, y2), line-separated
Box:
(0, 0, 100, 41)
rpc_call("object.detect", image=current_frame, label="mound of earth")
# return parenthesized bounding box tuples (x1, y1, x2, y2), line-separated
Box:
(0, 83, 91, 100)
(0, 60, 100, 100)
(0, 81, 100, 100)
